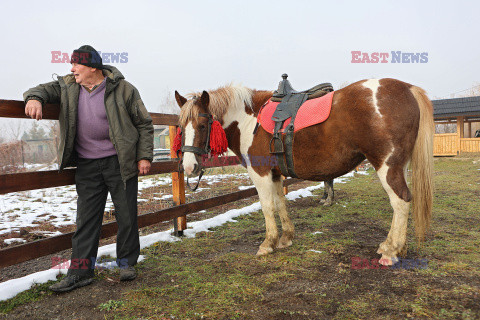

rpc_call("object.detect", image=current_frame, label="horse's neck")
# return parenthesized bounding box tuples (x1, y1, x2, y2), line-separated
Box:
(222, 89, 273, 157)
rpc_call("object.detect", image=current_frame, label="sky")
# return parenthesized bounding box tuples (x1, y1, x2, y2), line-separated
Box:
(0, 0, 479, 120)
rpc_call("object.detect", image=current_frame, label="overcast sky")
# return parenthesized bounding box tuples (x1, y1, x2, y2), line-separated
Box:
(1, 0, 479, 117)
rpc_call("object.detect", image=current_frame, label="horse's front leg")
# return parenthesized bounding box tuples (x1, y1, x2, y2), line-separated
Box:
(273, 177, 295, 249)
(248, 168, 279, 255)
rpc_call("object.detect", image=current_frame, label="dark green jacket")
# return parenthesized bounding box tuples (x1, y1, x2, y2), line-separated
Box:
(23, 65, 154, 182)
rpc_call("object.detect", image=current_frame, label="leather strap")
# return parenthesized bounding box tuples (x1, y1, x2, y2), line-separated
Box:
(182, 145, 208, 155)
(270, 129, 289, 177)
(284, 124, 298, 178)
(186, 167, 205, 191)
(269, 93, 307, 178)
(179, 112, 212, 190)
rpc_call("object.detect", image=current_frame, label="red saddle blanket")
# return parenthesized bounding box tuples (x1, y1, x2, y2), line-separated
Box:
(258, 91, 334, 134)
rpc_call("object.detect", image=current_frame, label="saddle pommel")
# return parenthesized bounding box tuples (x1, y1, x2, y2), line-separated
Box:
(276, 73, 297, 96)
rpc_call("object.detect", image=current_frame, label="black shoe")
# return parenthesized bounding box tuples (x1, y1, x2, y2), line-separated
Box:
(49, 275, 94, 293)
(119, 266, 136, 281)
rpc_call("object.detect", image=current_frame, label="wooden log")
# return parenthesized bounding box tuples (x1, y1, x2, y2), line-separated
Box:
(0, 99, 60, 120)
(0, 99, 180, 126)
(0, 157, 240, 195)
(150, 113, 179, 126)
(169, 126, 187, 235)
(0, 169, 76, 195)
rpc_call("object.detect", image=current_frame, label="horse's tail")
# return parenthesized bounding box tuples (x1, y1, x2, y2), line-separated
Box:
(410, 86, 434, 242)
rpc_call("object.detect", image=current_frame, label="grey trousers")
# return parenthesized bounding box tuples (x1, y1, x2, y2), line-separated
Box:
(68, 155, 139, 279)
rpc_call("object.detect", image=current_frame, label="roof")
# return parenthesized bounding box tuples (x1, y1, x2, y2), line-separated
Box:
(432, 96, 480, 118)
(154, 126, 169, 135)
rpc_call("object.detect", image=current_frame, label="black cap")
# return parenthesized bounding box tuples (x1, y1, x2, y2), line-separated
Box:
(71, 45, 103, 69)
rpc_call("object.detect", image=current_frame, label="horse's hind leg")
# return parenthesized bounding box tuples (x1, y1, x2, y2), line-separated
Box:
(320, 179, 334, 206)
(273, 178, 295, 249)
(247, 168, 279, 256)
(376, 162, 411, 266)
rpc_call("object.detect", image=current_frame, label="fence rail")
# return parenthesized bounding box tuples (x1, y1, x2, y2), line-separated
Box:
(0, 99, 301, 269)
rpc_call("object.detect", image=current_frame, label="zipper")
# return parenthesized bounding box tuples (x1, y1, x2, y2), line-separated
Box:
(58, 77, 68, 171)
(104, 79, 126, 188)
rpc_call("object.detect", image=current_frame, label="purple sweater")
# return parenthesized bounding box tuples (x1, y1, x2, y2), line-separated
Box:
(75, 79, 117, 159)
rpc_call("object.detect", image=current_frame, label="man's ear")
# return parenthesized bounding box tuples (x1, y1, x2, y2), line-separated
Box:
(200, 90, 210, 110)
(175, 90, 188, 108)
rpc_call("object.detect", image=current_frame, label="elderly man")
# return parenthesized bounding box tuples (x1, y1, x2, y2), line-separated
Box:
(24, 45, 153, 292)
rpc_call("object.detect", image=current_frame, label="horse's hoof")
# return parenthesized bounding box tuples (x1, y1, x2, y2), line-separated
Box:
(323, 200, 333, 207)
(256, 246, 273, 256)
(277, 239, 292, 249)
(379, 256, 393, 266)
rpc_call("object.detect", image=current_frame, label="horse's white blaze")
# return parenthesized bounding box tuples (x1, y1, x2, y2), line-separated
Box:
(363, 79, 383, 118)
(183, 122, 197, 176)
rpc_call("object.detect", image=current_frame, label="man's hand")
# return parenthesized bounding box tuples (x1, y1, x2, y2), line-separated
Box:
(25, 100, 43, 120)
(138, 159, 151, 175)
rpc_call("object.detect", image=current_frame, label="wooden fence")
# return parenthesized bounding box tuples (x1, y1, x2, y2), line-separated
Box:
(0, 100, 300, 269)
(434, 133, 457, 156)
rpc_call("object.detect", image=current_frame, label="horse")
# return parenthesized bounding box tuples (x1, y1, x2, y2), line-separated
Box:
(174, 78, 434, 265)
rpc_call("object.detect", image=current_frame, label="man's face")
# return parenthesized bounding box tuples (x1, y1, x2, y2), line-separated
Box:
(70, 63, 93, 85)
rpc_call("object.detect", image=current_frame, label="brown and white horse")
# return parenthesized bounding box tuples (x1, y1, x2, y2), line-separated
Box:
(175, 78, 434, 265)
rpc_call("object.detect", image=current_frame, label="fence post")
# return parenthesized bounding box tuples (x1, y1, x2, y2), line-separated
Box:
(169, 126, 187, 236)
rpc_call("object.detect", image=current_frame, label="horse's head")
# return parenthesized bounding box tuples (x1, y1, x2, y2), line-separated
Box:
(175, 90, 212, 177)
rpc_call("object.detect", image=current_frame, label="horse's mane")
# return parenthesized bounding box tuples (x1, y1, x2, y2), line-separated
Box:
(179, 84, 253, 127)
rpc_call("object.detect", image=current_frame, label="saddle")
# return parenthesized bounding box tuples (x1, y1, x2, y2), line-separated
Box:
(271, 74, 334, 102)
(269, 74, 334, 178)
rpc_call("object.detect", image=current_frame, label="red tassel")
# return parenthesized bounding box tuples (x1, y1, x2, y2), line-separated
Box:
(172, 127, 182, 156)
(209, 120, 228, 156)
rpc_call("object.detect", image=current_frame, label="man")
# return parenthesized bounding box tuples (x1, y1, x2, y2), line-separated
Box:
(24, 45, 153, 292)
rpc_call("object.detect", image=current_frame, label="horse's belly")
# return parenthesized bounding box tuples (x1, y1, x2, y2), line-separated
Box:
(291, 126, 365, 180)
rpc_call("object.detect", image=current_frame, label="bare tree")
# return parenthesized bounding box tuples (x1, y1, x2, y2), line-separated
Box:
(456, 83, 480, 98)
(3, 119, 29, 141)
(158, 89, 180, 115)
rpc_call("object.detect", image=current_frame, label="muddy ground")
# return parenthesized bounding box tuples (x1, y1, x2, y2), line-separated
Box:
(1, 158, 480, 319)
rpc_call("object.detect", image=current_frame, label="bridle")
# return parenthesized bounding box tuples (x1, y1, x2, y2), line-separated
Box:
(178, 113, 214, 191)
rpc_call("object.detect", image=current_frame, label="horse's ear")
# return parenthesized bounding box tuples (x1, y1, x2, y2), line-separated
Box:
(200, 90, 210, 109)
(175, 90, 187, 108)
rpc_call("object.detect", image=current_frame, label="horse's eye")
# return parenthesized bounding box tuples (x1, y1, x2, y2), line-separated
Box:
(198, 125, 206, 131)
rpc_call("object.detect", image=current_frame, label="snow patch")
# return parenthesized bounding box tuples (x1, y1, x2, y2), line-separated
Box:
(4, 238, 26, 245)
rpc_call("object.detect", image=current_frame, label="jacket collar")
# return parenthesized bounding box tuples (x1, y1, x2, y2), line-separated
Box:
(59, 65, 124, 88)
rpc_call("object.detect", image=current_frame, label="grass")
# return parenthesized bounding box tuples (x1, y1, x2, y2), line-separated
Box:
(1, 156, 480, 319)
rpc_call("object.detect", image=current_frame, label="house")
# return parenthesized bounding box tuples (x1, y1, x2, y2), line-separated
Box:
(154, 126, 171, 160)
(23, 138, 56, 163)
(432, 96, 480, 156)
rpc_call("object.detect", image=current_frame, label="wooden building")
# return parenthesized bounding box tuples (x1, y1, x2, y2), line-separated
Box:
(433, 96, 480, 156)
